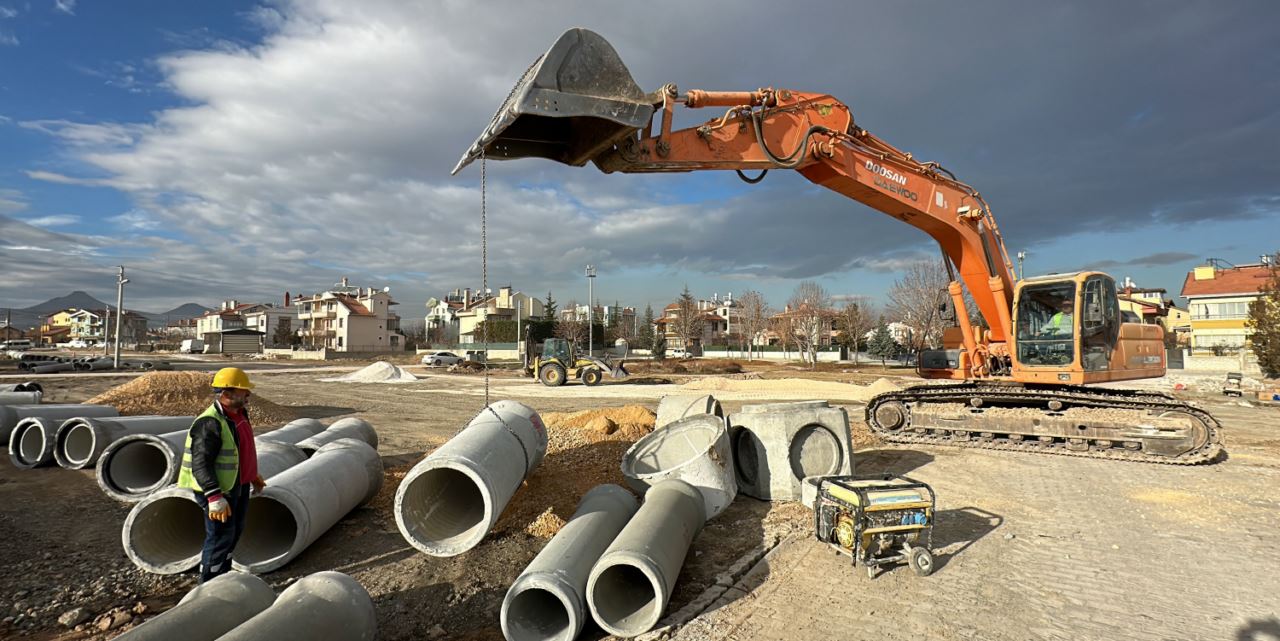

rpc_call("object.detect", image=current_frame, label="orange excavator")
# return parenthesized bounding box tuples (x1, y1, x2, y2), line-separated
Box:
(454, 28, 1221, 464)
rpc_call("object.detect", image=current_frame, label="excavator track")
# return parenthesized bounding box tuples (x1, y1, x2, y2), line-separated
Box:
(865, 383, 1223, 465)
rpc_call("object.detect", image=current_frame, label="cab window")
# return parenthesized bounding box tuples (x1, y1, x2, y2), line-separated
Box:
(1016, 282, 1075, 366)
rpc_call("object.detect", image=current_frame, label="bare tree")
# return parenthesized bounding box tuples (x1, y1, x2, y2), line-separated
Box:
(554, 319, 588, 345)
(887, 260, 950, 351)
(736, 290, 769, 361)
(787, 281, 834, 369)
(768, 312, 795, 359)
(672, 285, 704, 353)
(835, 298, 876, 364)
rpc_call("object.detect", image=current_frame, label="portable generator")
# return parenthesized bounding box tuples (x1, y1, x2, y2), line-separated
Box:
(814, 474, 936, 578)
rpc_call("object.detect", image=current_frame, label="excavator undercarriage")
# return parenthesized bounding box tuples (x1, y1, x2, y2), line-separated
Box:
(866, 383, 1221, 464)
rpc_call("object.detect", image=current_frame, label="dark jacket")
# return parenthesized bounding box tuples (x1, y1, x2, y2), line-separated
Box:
(188, 402, 245, 498)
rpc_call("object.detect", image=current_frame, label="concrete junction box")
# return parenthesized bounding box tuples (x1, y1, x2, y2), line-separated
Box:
(621, 414, 736, 520)
(727, 401, 853, 501)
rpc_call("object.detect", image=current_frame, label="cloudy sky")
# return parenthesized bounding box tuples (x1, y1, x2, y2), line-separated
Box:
(1, 0, 1277, 317)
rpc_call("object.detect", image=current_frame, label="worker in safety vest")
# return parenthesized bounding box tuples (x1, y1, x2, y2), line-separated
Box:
(176, 367, 265, 582)
(1043, 298, 1075, 336)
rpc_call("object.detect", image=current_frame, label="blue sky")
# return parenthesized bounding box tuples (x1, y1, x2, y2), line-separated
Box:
(1, 1, 1277, 318)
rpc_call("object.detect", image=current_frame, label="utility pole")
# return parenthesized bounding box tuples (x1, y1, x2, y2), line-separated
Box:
(585, 265, 596, 356)
(114, 266, 129, 368)
(1016, 251, 1026, 280)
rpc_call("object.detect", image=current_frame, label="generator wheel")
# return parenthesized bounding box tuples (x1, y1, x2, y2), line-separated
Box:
(539, 363, 567, 387)
(909, 547, 934, 577)
(582, 368, 603, 386)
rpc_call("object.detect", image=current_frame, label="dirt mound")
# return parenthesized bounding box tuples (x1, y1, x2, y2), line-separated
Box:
(627, 360, 745, 375)
(321, 361, 418, 384)
(681, 376, 900, 401)
(493, 404, 656, 538)
(86, 371, 299, 427)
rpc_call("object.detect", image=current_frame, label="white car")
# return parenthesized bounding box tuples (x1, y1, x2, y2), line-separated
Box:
(421, 351, 463, 367)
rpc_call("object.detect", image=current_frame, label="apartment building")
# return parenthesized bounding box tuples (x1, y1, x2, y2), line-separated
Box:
(1180, 258, 1275, 352)
(243, 306, 299, 348)
(294, 279, 404, 352)
(67, 309, 148, 345)
(654, 293, 741, 351)
(456, 286, 544, 344)
(1117, 279, 1191, 343)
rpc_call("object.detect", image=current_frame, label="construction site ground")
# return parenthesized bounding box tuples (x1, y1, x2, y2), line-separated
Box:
(1, 360, 1277, 641)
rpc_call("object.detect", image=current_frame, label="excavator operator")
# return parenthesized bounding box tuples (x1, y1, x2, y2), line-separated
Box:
(1042, 298, 1074, 336)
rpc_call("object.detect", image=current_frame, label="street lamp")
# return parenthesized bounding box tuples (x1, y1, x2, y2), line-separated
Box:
(1016, 251, 1026, 280)
(585, 265, 596, 356)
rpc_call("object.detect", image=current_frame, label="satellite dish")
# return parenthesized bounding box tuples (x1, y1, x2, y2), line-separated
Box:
(383, 286, 391, 292)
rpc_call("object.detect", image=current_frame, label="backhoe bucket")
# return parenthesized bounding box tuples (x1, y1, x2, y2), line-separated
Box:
(452, 28, 655, 175)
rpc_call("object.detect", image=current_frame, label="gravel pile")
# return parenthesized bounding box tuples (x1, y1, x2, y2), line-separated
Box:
(86, 372, 299, 427)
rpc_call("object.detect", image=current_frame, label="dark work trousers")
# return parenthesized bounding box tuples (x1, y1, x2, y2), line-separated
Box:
(194, 482, 251, 583)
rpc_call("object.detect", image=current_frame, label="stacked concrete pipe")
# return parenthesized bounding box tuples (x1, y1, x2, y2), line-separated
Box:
(9, 417, 62, 468)
(0, 382, 43, 393)
(587, 479, 706, 638)
(295, 417, 378, 456)
(0, 391, 42, 405)
(54, 415, 194, 469)
(233, 438, 382, 573)
(621, 414, 736, 520)
(395, 400, 547, 557)
(1, 403, 117, 446)
(654, 394, 723, 429)
(218, 571, 376, 641)
(113, 571, 276, 641)
(502, 484, 638, 641)
(727, 401, 853, 501)
(32, 362, 74, 374)
(123, 440, 310, 574)
(99, 417, 325, 504)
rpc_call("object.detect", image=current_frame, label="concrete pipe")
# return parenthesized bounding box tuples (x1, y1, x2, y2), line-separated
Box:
(395, 400, 548, 557)
(32, 362, 74, 374)
(501, 484, 638, 641)
(621, 414, 736, 520)
(0, 391, 42, 405)
(54, 415, 195, 469)
(218, 571, 376, 641)
(112, 571, 276, 641)
(654, 394, 723, 429)
(99, 420, 323, 504)
(0, 382, 42, 393)
(586, 479, 706, 638)
(123, 440, 308, 575)
(233, 439, 381, 573)
(87, 358, 116, 371)
(1, 404, 118, 451)
(295, 417, 378, 457)
(97, 430, 188, 502)
(727, 401, 853, 501)
(258, 417, 325, 444)
(9, 417, 61, 468)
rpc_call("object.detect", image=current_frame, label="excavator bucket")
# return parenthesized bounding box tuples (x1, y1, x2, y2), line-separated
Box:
(451, 28, 655, 175)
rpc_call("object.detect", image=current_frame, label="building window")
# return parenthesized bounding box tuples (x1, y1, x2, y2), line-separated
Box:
(338, 318, 344, 328)
(337, 336, 343, 347)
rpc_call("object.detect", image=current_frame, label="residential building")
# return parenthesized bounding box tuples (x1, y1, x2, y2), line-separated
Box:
(425, 288, 472, 344)
(195, 301, 271, 353)
(1179, 258, 1275, 352)
(243, 306, 299, 348)
(38, 308, 77, 346)
(1116, 278, 1191, 343)
(0, 326, 25, 342)
(456, 286, 544, 344)
(764, 303, 839, 347)
(67, 309, 148, 346)
(163, 317, 199, 340)
(293, 278, 404, 352)
(654, 293, 741, 350)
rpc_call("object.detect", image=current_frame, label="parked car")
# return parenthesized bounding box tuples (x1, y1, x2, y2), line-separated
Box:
(180, 338, 205, 354)
(421, 351, 463, 367)
(0, 339, 33, 350)
(668, 347, 695, 360)
(67, 339, 91, 349)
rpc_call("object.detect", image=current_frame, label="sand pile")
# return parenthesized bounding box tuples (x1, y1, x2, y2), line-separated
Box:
(87, 372, 300, 427)
(493, 404, 656, 539)
(681, 376, 901, 402)
(321, 361, 418, 384)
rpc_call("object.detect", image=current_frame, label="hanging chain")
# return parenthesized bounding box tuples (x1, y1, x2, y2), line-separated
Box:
(481, 148, 490, 407)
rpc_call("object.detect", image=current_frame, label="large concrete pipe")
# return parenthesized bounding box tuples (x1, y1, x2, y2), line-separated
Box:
(99, 420, 325, 504)
(233, 439, 381, 573)
(0, 391, 42, 405)
(501, 484, 638, 641)
(9, 417, 61, 468)
(621, 414, 736, 520)
(0, 403, 117, 445)
(54, 415, 194, 469)
(87, 358, 116, 371)
(654, 394, 723, 429)
(587, 479, 706, 638)
(727, 401, 853, 501)
(32, 362, 74, 374)
(0, 382, 42, 393)
(218, 571, 376, 641)
(123, 440, 308, 574)
(395, 400, 547, 557)
(112, 571, 276, 641)
(295, 417, 378, 456)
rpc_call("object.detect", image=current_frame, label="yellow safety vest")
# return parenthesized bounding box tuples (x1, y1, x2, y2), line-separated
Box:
(176, 405, 239, 494)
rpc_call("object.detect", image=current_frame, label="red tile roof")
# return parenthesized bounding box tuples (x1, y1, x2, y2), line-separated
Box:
(334, 294, 374, 316)
(1180, 265, 1273, 298)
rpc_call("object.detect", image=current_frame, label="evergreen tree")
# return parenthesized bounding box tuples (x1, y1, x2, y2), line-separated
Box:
(637, 304, 655, 350)
(868, 321, 899, 369)
(542, 292, 557, 322)
(652, 330, 667, 361)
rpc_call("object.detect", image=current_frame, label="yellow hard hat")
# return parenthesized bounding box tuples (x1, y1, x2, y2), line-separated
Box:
(211, 367, 255, 390)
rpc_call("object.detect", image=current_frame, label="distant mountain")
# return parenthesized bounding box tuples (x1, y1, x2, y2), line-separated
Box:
(20, 290, 110, 315)
(158, 303, 213, 318)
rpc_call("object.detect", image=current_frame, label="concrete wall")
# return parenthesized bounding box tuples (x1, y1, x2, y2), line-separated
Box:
(1182, 350, 1262, 375)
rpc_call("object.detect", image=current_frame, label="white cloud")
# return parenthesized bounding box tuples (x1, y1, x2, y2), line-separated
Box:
(108, 210, 159, 230)
(53, 0, 75, 15)
(0, 7, 18, 19)
(24, 169, 117, 187)
(0, 188, 27, 213)
(19, 119, 144, 147)
(0, 31, 17, 46)
(22, 214, 79, 227)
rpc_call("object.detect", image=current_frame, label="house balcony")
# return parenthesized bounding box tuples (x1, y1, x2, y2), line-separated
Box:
(298, 328, 336, 338)
(299, 310, 337, 320)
